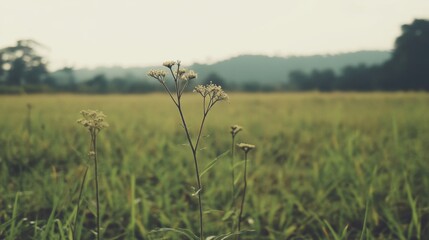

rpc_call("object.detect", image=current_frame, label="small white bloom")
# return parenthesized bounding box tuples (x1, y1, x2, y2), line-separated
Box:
(147, 69, 167, 82)
(237, 143, 256, 153)
(163, 60, 176, 68)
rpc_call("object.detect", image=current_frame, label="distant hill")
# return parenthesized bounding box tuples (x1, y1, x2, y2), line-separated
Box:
(57, 51, 390, 85)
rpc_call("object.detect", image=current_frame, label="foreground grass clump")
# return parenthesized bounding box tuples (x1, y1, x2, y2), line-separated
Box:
(0, 93, 429, 239)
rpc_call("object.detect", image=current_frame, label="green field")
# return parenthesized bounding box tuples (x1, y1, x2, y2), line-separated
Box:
(1, 93, 429, 239)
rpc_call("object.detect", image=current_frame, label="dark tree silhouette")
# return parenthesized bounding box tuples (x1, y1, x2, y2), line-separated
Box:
(85, 74, 108, 93)
(0, 53, 5, 80)
(383, 19, 429, 90)
(337, 64, 379, 91)
(311, 69, 336, 91)
(287, 19, 429, 92)
(0, 40, 48, 86)
(289, 70, 312, 90)
(203, 72, 227, 88)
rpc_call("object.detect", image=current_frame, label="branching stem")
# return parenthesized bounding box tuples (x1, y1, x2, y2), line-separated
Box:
(177, 99, 205, 240)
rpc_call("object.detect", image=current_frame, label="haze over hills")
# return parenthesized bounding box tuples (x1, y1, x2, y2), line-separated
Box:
(60, 50, 391, 84)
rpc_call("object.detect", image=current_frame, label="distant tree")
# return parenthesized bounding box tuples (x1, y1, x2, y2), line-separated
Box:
(288, 69, 337, 91)
(288, 70, 312, 90)
(7, 58, 26, 85)
(383, 19, 429, 90)
(337, 64, 379, 91)
(43, 75, 57, 87)
(203, 72, 227, 88)
(0, 40, 48, 85)
(0, 52, 5, 81)
(242, 81, 262, 92)
(311, 69, 336, 91)
(55, 66, 79, 91)
(85, 74, 108, 93)
(110, 77, 128, 92)
(25, 56, 48, 84)
(60, 67, 76, 86)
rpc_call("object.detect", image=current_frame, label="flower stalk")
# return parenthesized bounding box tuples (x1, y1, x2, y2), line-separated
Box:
(229, 125, 243, 231)
(77, 110, 108, 240)
(230, 125, 243, 201)
(236, 143, 255, 239)
(148, 61, 228, 239)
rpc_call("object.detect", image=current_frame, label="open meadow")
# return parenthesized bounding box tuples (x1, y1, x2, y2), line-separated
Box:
(1, 92, 429, 239)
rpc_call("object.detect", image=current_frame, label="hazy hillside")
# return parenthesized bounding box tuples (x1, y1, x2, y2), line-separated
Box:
(60, 51, 390, 84)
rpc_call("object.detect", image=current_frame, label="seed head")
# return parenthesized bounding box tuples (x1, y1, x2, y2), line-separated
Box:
(237, 143, 255, 153)
(147, 69, 167, 82)
(194, 82, 228, 102)
(163, 60, 176, 68)
(231, 125, 243, 137)
(180, 70, 198, 81)
(77, 109, 109, 132)
(178, 68, 187, 76)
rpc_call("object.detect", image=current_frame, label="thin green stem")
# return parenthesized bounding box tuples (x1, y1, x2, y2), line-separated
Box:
(231, 135, 236, 203)
(177, 103, 204, 240)
(231, 135, 236, 232)
(195, 113, 208, 152)
(238, 152, 248, 239)
(179, 80, 189, 96)
(191, 149, 203, 240)
(91, 132, 100, 240)
(160, 82, 178, 107)
(172, 65, 181, 99)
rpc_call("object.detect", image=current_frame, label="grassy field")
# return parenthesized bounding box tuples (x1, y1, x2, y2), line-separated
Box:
(1, 92, 428, 239)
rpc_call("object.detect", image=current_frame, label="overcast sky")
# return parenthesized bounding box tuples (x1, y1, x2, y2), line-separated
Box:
(1, 0, 428, 70)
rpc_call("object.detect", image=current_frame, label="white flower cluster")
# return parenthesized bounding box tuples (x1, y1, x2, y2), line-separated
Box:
(194, 82, 228, 102)
(77, 110, 109, 131)
(147, 69, 167, 82)
(180, 70, 198, 81)
(148, 60, 198, 83)
(163, 60, 176, 68)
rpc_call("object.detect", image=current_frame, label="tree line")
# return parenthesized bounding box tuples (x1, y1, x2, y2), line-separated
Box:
(287, 19, 429, 91)
(0, 19, 428, 93)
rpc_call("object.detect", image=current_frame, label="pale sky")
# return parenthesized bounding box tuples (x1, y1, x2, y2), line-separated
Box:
(1, 0, 428, 70)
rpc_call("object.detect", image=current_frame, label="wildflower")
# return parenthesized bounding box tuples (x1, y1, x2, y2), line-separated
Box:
(177, 68, 187, 76)
(76, 109, 108, 240)
(236, 142, 255, 234)
(147, 69, 167, 82)
(194, 85, 208, 97)
(163, 60, 176, 68)
(77, 110, 109, 132)
(237, 143, 255, 153)
(230, 125, 243, 137)
(152, 61, 224, 239)
(180, 70, 198, 81)
(194, 82, 229, 102)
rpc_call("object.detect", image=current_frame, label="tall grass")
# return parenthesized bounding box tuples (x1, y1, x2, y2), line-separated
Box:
(0, 92, 428, 239)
